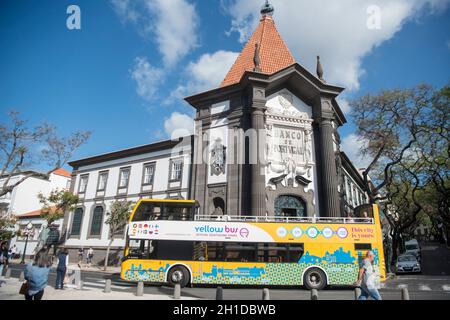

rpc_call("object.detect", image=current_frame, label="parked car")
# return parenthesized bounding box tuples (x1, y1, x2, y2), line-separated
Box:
(404, 239, 421, 261)
(396, 254, 421, 274)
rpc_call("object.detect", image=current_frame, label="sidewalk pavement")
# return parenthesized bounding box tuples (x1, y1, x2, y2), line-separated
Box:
(67, 263, 121, 274)
(0, 277, 200, 300)
(8, 259, 121, 274)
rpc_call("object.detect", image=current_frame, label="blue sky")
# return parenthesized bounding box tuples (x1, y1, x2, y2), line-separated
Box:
(0, 0, 449, 170)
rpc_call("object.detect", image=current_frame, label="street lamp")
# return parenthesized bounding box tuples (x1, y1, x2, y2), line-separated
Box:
(20, 221, 34, 264)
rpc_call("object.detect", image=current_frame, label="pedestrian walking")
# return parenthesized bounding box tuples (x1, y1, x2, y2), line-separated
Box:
(9, 244, 17, 260)
(55, 248, 69, 290)
(22, 249, 52, 300)
(86, 247, 94, 267)
(0, 242, 9, 286)
(77, 247, 84, 268)
(354, 250, 382, 300)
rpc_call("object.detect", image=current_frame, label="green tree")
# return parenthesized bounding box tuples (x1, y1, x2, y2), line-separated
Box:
(417, 86, 450, 242)
(381, 162, 424, 265)
(103, 200, 135, 270)
(0, 215, 16, 241)
(350, 84, 434, 203)
(350, 84, 449, 262)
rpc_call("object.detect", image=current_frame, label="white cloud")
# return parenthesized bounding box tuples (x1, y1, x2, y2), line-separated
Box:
(168, 50, 239, 102)
(130, 56, 164, 101)
(111, 0, 198, 66)
(336, 98, 351, 115)
(111, 0, 140, 23)
(224, 0, 450, 91)
(164, 112, 195, 139)
(340, 133, 371, 169)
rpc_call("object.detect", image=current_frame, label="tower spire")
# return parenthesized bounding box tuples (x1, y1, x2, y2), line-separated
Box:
(220, 0, 295, 87)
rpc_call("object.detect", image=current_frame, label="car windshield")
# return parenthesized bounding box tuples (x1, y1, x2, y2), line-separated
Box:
(399, 255, 416, 262)
(405, 245, 418, 250)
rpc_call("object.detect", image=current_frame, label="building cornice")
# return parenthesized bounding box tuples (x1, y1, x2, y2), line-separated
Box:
(68, 137, 192, 169)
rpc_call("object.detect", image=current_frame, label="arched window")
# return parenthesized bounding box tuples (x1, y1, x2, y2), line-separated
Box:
(274, 195, 306, 217)
(70, 208, 83, 236)
(212, 197, 226, 216)
(90, 206, 104, 236)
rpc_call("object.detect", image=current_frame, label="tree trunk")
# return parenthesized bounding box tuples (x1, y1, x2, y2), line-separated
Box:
(391, 231, 401, 266)
(104, 238, 113, 271)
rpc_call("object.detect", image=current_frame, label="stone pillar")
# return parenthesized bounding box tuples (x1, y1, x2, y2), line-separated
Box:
(250, 87, 266, 216)
(190, 122, 210, 216)
(318, 99, 340, 217)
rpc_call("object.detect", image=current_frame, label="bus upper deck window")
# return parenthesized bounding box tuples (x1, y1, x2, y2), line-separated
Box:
(132, 202, 162, 221)
(162, 203, 194, 221)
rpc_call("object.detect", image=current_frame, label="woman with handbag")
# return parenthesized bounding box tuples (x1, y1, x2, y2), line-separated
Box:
(22, 249, 51, 300)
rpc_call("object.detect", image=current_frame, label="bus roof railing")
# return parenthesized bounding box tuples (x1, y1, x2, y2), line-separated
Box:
(194, 215, 374, 224)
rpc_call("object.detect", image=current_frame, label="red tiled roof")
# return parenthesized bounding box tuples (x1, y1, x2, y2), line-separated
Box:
(52, 168, 71, 178)
(220, 15, 296, 87)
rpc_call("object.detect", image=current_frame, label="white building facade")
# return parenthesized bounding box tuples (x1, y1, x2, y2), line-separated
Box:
(62, 138, 192, 264)
(1, 169, 71, 257)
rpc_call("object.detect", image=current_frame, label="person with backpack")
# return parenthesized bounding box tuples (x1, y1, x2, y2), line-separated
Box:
(86, 247, 94, 267)
(55, 248, 69, 289)
(77, 247, 84, 268)
(23, 249, 52, 300)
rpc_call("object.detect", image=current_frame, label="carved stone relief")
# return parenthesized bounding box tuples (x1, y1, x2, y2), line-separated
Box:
(210, 137, 226, 176)
(265, 91, 314, 188)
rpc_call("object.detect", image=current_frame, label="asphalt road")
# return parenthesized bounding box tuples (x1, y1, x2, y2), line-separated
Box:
(5, 242, 450, 300)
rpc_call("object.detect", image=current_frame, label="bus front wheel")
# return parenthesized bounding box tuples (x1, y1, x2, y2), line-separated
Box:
(167, 266, 190, 288)
(303, 268, 327, 290)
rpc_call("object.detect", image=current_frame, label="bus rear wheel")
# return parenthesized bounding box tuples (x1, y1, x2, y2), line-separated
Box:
(167, 266, 190, 288)
(303, 268, 327, 290)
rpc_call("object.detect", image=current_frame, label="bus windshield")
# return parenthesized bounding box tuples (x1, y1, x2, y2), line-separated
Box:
(131, 201, 196, 222)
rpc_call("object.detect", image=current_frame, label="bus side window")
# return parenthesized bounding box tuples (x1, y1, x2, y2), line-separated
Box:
(287, 245, 304, 263)
(193, 242, 207, 261)
(127, 239, 152, 259)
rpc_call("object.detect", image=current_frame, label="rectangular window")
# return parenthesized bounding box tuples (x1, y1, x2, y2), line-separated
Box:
(142, 163, 155, 185)
(203, 242, 304, 263)
(351, 186, 356, 206)
(170, 160, 183, 181)
(347, 179, 353, 204)
(97, 171, 108, 191)
(78, 175, 89, 194)
(89, 206, 104, 236)
(119, 168, 130, 188)
(71, 208, 83, 236)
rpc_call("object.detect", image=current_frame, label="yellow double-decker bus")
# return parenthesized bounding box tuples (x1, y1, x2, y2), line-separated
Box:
(120, 199, 386, 289)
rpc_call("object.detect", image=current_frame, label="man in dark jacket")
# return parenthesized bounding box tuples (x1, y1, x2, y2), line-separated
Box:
(55, 248, 68, 289)
(0, 242, 9, 285)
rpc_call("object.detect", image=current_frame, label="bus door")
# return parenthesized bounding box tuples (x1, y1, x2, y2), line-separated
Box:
(127, 239, 154, 259)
